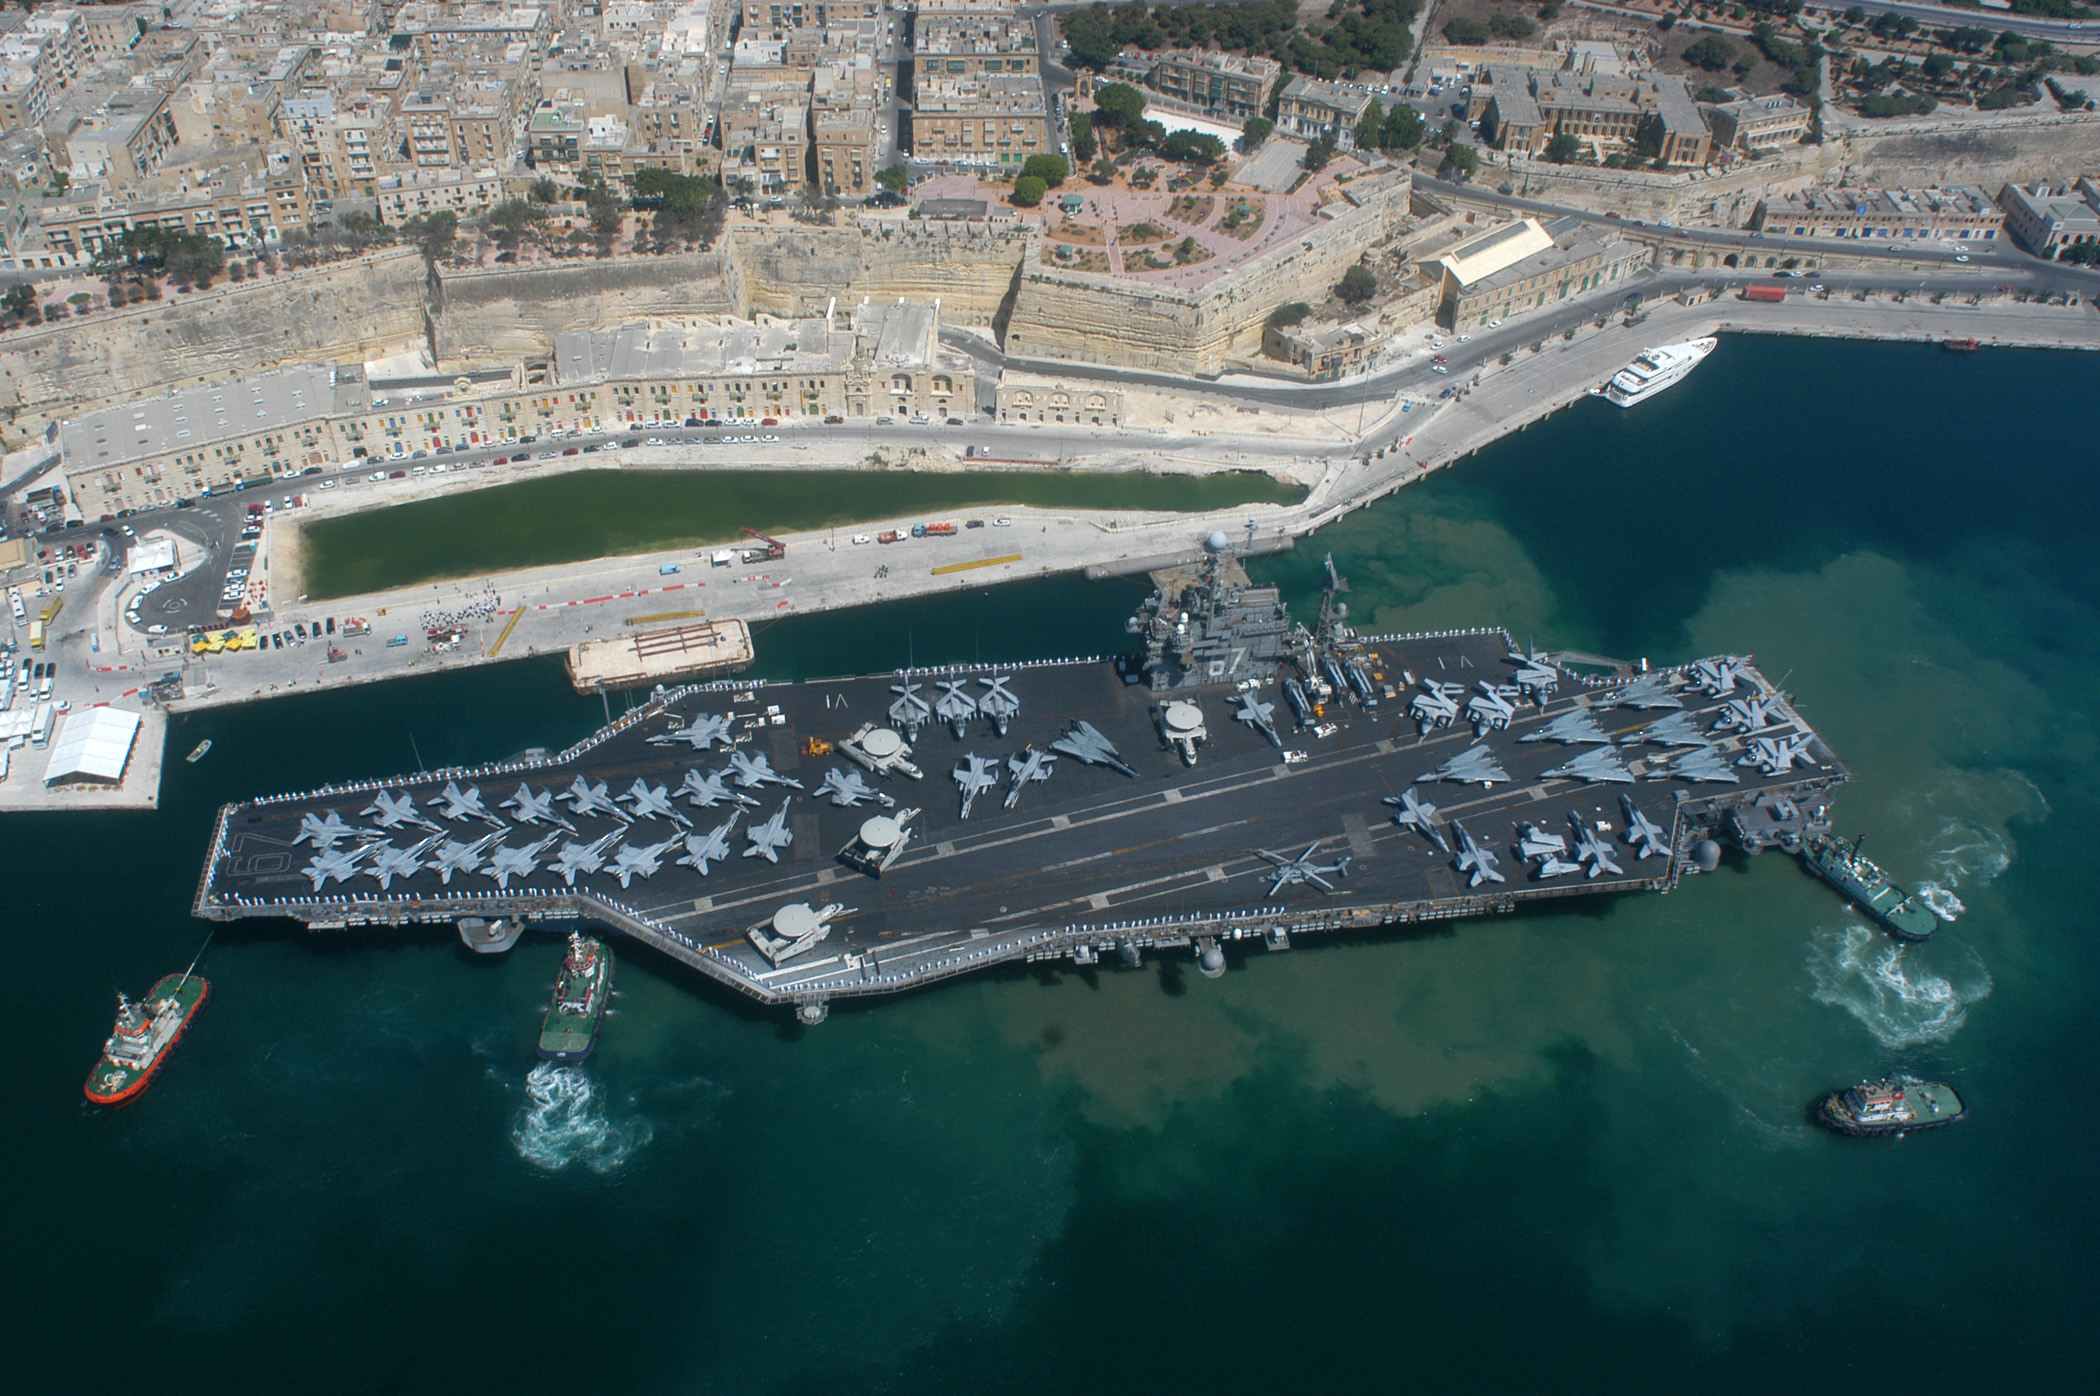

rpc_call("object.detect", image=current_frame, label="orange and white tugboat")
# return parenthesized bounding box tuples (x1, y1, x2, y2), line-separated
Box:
(1818, 1076, 1967, 1137)
(85, 970, 210, 1107)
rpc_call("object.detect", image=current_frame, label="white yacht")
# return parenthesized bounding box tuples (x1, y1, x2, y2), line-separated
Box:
(1601, 337, 1717, 407)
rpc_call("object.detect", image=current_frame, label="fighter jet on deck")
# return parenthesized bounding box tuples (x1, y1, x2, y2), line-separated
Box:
(953, 754, 999, 819)
(1517, 823, 1569, 860)
(1619, 710, 1709, 747)
(1521, 708, 1611, 745)
(551, 831, 622, 886)
(1742, 733, 1817, 776)
(1668, 745, 1740, 784)
(1541, 746, 1635, 784)
(484, 834, 558, 890)
(1568, 812, 1624, 880)
(1383, 788, 1449, 852)
(431, 832, 501, 885)
(650, 710, 736, 751)
(1004, 747, 1057, 810)
(363, 789, 442, 833)
(1601, 672, 1683, 710)
(561, 776, 633, 823)
(621, 777, 693, 827)
(743, 798, 796, 863)
(818, 767, 893, 809)
(295, 809, 358, 850)
(1619, 795, 1670, 860)
(1713, 695, 1778, 733)
(726, 750, 804, 790)
(888, 681, 932, 739)
(679, 767, 758, 810)
(1507, 642, 1561, 704)
(1050, 720, 1137, 777)
(978, 675, 1020, 736)
(608, 836, 680, 888)
(1467, 681, 1521, 736)
(1259, 842, 1352, 898)
(503, 783, 576, 834)
(1418, 745, 1510, 787)
(677, 813, 741, 877)
(1690, 658, 1745, 698)
(1450, 820, 1505, 887)
(302, 842, 372, 891)
(933, 680, 978, 739)
(1410, 680, 1463, 732)
(368, 834, 443, 890)
(435, 780, 506, 829)
(1234, 690, 1282, 749)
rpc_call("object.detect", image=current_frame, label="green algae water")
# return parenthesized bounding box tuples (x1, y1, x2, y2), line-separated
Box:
(302, 466, 1306, 598)
(8, 336, 2098, 1392)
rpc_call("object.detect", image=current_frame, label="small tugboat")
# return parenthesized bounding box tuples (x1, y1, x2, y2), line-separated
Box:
(1800, 832, 1938, 942)
(185, 739, 212, 763)
(85, 972, 210, 1106)
(1940, 337, 1979, 353)
(1819, 1077, 1967, 1136)
(537, 933, 612, 1062)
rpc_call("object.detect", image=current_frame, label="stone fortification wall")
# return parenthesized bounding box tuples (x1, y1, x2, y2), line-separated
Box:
(732, 220, 1032, 323)
(1003, 173, 1413, 374)
(433, 252, 739, 366)
(0, 249, 428, 441)
(1842, 115, 2100, 190)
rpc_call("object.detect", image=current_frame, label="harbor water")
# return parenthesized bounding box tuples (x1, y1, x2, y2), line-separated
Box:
(7, 336, 2096, 1392)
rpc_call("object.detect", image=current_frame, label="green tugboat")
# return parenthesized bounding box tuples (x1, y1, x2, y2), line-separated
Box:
(1800, 832, 1938, 942)
(537, 933, 612, 1062)
(1819, 1077, 1967, 1136)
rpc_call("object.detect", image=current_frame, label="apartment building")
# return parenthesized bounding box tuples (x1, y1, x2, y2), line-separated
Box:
(1483, 68, 1711, 166)
(1275, 76, 1376, 149)
(915, 15, 1039, 81)
(1750, 184, 2004, 242)
(1706, 92, 1810, 152)
(911, 74, 1048, 166)
(1147, 49, 1281, 122)
(1997, 180, 2100, 258)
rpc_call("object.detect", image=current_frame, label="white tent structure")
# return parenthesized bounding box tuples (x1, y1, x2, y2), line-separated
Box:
(42, 707, 141, 786)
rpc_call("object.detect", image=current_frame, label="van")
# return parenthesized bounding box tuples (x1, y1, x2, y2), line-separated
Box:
(659, 563, 682, 575)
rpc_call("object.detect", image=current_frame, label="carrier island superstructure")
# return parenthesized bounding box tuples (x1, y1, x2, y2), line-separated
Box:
(193, 547, 1849, 1024)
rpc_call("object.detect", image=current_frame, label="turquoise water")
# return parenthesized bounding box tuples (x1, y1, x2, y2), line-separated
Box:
(9, 337, 2096, 1391)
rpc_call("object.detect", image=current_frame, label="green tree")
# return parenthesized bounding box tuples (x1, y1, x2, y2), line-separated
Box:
(1071, 112, 1097, 162)
(1356, 107, 1384, 153)
(1093, 82, 1148, 129)
(1383, 101, 1426, 150)
(1239, 116, 1274, 152)
(484, 197, 546, 251)
(582, 181, 625, 237)
(1684, 34, 1736, 71)
(1302, 135, 1336, 171)
(1631, 112, 1665, 162)
(1444, 143, 1480, 179)
(1545, 128, 1583, 163)
(401, 210, 458, 263)
(1159, 130, 1226, 163)
(874, 164, 908, 194)
(1443, 16, 1490, 44)
(1489, 13, 1536, 39)
(1267, 301, 1312, 329)
(1022, 153, 1071, 186)
(529, 177, 560, 202)
(1336, 264, 1378, 304)
(1012, 175, 1048, 206)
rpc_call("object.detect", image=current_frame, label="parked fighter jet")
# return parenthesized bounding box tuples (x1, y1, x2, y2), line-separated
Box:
(431, 832, 501, 885)
(1234, 690, 1282, 749)
(436, 780, 506, 829)
(551, 831, 622, 886)
(1542, 746, 1635, 784)
(818, 767, 894, 808)
(1050, 719, 1137, 777)
(1259, 842, 1352, 898)
(1742, 733, 1816, 776)
(1533, 852, 1584, 879)
(485, 834, 558, 890)
(561, 775, 633, 823)
(888, 681, 932, 739)
(1619, 710, 1708, 747)
(1619, 794, 1670, 860)
(295, 809, 357, 850)
(1568, 812, 1624, 879)
(649, 710, 736, 751)
(368, 834, 443, 890)
(1668, 745, 1740, 784)
(1690, 657, 1744, 698)
(933, 680, 978, 739)
(1410, 679, 1463, 732)
(726, 750, 804, 790)
(621, 777, 693, 827)
(1449, 820, 1505, 887)
(1602, 672, 1682, 710)
(1517, 822, 1569, 860)
(953, 754, 1000, 819)
(1467, 681, 1521, 736)
(677, 813, 741, 877)
(1383, 788, 1449, 852)
(978, 675, 1020, 736)
(1507, 642, 1560, 704)
(503, 783, 576, 834)
(743, 798, 796, 863)
(1712, 695, 1777, 733)
(302, 842, 372, 891)
(679, 767, 758, 809)
(364, 789, 441, 833)
(1004, 747, 1057, 810)
(1522, 708, 1610, 745)
(1418, 744, 1509, 786)
(608, 836, 680, 888)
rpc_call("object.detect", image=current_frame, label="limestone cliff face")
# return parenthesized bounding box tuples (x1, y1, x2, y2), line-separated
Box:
(733, 220, 1032, 321)
(434, 253, 740, 364)
(0, 249, 428, 434)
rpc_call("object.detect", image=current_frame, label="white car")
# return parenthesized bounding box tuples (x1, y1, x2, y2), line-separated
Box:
(644, 437, 666, 445)
(1487, 319, 1502, 328)
(369, 472, 385, 482)
(319, 479, 336, 490)
(1954, 254, 1969, 262)
(760, 434, 780, 443)
(992, 516, 1013, 527)
(1457, 334, 1472, 342)
(852, 534, 872, 545)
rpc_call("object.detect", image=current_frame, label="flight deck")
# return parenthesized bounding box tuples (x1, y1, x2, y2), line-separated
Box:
(194, 554, 1849, 1022)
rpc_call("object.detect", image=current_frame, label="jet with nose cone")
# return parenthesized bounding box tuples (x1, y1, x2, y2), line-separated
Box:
(432, 832, 502, 884)
(621, 777, 693, 827)
(1003, 747, 1057, 810)
(1619, 794, 1671, 860)
(562, 775, 632, 823)
(1450, 820, 1505, 887)
(1049, 720, 1137, 777)
(608, 836, 681, 888)
(368, 833, 444, 890)
(677, 812, 741, 876)
(1234, 690, 1281, 749)
(295, 809, 357, 850)
(302, 842, 373, 891)
(363, 789, 442, 833)
(484, 834, 558, 890)
(680, 767, 758, 809)
(1567, 811, 1624, 879)
(818, 767, 894, 808)
(977, 675, 1020, 735)
(649, 710, 737, 750)
(933, 680, 978, 739)
(952, 754, 999, 819)
(743, 798, 796, 863)
(503, 783, 576, 833)
(1383, 788, 1449, 852)
(551, 831, 623, 886)
(888, 681, 932, 739)
(727, 750, 804, 790)
(436, 780, 506, 829)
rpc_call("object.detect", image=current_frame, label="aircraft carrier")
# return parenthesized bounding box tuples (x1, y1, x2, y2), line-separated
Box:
(193, 548, 1849, 1023)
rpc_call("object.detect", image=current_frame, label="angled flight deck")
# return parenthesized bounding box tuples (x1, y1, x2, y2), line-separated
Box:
(195, 553, 1848, 1022)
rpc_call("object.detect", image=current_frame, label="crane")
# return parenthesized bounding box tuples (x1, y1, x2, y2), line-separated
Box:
(741, 526, 785, 560)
